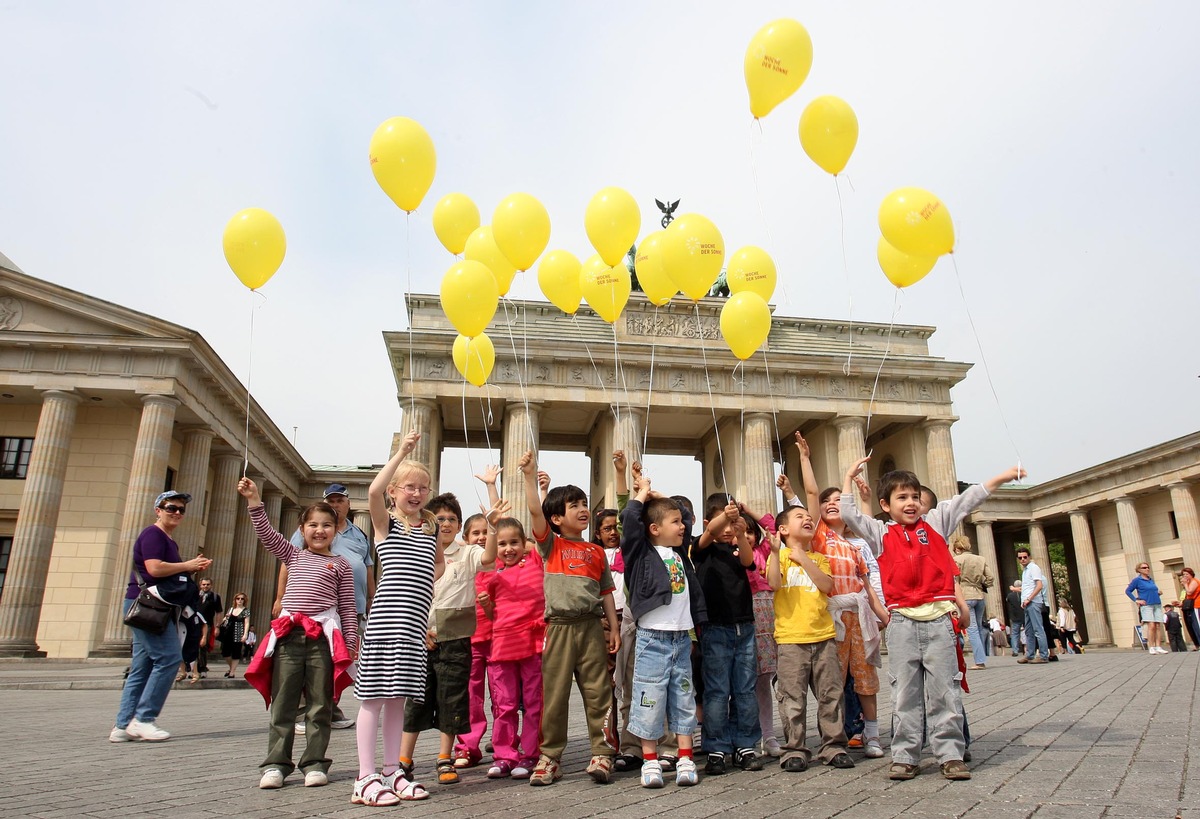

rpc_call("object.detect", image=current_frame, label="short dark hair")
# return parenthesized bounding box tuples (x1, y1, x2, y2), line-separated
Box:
(426, 493, 462, 522)
(644, 496, 680, 527)
(920, 485, 938, 507)
(1016, 546, 1031, 557)
(777, 505, 805, 527)
(671, 495, 694, 515)
(493, 517, 527, 543)
(704, 492, 730, 522)
(818, 486, 840, 505)
(591, 509, 618, 546)
(741, 511, 763, 543)
(542, 484, 587, 534)
(877, 470, 921, 503)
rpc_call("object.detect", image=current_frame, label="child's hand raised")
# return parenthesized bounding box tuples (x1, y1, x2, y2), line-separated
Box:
(723, 501, 739, 523)
(537, 471, 551, 493)
(793, 431, 810, 459)
(399, 430, 421, 457)
(853, 474, 872, 504)
(776, 473, 795, 498)
(484, 497, 511, 526)
(632, 473, 650, 496)
(236, 477, 261, 506)
(517, 450, 535, 475)
(846, 455, 871, 480)
(612, 450, 626, 473)
(631, 460, 643, 478)
(768, 531, 781, 553)
(474, 464, 501, 485)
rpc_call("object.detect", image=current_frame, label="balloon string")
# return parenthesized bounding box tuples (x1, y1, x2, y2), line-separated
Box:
(835, 176, 854, 377)
(643, 305, 659, 455)
(737, 361, 747, 500)
(864, 289, 902, 441)
(760, 346, 787, 471)
(405, 213, 415, 419)
(480, 394, 498, 470)
(749, 119, 788, 306)
(573, 314, 615, 417)
(695, 303, 730, 500)
(612, 323, 635, 455)
(242, 289, 268, 476)
(460, 378, 485, 509)
(950, 253, 1024, 469)
(500, 298, 535, 445)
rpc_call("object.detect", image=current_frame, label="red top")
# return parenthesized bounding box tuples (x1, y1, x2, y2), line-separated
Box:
(482, 551, 546, 663)
(876, 520, 960, 610)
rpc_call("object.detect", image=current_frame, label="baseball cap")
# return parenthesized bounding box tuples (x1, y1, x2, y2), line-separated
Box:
(323, 483, 350, 499)
(154, 490, 192, 509)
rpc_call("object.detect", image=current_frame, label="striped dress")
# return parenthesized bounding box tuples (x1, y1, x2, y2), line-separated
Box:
(355, 516, 438, 700)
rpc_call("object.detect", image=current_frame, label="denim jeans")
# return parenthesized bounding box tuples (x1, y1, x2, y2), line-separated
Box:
(700, 622, 760, 754)
(965, 598, 989, 664)
(1024, 600, 1049, 659)
(1009, 622, 1024, 655)
(115, 597, 183, 728)
(628, 629, 696, 739)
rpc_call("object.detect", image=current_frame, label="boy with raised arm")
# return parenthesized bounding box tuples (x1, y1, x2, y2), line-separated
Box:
(518, 450, 620, 786)
(620, 472, 706, 788)
(839, 458, 1025, 781)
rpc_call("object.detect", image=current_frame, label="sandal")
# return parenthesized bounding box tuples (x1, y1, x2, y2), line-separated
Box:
(188, 673, 200, 684)
(175, 672, 186, 683)
(351, 773, 399, 807)
(453, 748, 480, 768)
(436, 757, 460, 785)
(381, 769, 429, 801)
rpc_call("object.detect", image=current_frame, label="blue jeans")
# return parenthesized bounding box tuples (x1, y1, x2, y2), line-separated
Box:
(1024, 601, 1049, 659)
(115, 598, 182, 727)
(965, 598, 988, 664)
(628, 629, 697, 739)
(1009, 622, 1023, 654)
(700, 623, 760, 754)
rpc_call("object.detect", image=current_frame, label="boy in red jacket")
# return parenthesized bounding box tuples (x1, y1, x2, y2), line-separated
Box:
(838, 458, 1023, 782)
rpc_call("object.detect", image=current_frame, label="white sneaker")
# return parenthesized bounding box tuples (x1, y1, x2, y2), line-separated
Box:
(864, 738, 885, 759)
(331, 718, 355, 729)
(126, 719, 170, 742)
(294, 722, 306, 735)
(675, 756, 698, 786)
(304, 770, 328, 787)
(641, 759, 664, 788)
(109, 726, 132, 743)
(259, 769, 285, 789)
(763, 737, 783, 757)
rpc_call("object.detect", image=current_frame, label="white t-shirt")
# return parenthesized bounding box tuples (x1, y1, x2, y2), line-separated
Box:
(605, 547, 628, 613)
(637, 546, 693, 631)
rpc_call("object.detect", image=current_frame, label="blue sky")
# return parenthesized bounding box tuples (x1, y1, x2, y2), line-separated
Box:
(3, 3, 1198, 505)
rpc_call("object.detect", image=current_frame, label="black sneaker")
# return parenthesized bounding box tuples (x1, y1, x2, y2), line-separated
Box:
(705, 752, 727, 775)
(613, 754, 639, 772)
(734, 748, 765, 771)
(658, 754, 677, 772)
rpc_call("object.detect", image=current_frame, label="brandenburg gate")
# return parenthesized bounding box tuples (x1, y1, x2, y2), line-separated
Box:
(387, 294, 972, 526)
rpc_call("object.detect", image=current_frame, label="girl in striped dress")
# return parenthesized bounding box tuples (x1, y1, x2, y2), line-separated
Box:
(352, 431, 444, 805)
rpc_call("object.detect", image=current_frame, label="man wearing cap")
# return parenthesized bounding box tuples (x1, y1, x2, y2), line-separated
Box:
(282, 483, 373, 729)
(110, 490, 211, 742)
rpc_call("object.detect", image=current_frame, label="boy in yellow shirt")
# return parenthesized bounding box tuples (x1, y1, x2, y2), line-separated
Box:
(766, 505, 855, 772)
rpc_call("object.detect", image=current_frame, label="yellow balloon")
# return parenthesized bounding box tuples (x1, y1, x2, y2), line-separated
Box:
(799, 96, 859, 175)
(581, 260, 631, 324)
(661, 213, 725, 301)
(440, 260, 499, 338)
(720, 291, 772, 360)
(877, 237, 938, 288)
(452, 332, 496, 387)
(585, 187, 640, 266)
(744, 19, 813, 119)
(368, 117, 436, 213)
(223, 208, 286, 291)
(432, 193, 480, 255)
(493, 193, 551, 271)
(878, 187, 955, 257)
(537, 249, 583, 315)
(633, 232, 676, 306)
(464, 225, 518, 296)
(726, 246, 777, 302)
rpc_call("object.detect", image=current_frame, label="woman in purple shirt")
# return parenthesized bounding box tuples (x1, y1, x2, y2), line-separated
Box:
(109, 491, 211, 743)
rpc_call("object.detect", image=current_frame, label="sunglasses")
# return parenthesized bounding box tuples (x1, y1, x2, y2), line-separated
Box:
(160, 504, 187, 515)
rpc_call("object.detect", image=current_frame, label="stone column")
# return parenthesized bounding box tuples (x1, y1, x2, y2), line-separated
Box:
(226, 474, 262, 604)
(921, 419, 958, 507)
(1114, 496, 1149, 578)
(252, 491, 283, 638)
(204, 454, 244, 598)
(352, 510, 372, 543)
(834, 416, 866, 486)
(614, 407, 645, 470)
(174, 428, 215, 556)
(501, 401, 542, 531)
(1168, 483, 1200, 572)
(400, 398, 443, 492)
(1070, 509, 1112, 646)
(1028, 520, 1057, 617)
(743, 413, 777, 520)
(95, 395, 180, 654)
(974, 521, 1004, 621)
(0, 390, 83, 657)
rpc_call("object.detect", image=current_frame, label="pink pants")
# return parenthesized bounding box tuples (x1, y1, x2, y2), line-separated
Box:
(455, 640, 491, 757)
(488, 654, 542, 765)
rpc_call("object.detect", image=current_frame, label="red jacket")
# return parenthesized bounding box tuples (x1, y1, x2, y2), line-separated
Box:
(244, 612, 354, 707)
(875, 520, 960, 610)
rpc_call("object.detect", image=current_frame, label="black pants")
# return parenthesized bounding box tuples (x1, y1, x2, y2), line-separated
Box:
(1183, 600, 1200, 649)
(1168, 629, 1188, 652)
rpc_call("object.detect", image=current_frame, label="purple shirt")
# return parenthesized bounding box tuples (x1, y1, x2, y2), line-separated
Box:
(126, 525, 182, 600)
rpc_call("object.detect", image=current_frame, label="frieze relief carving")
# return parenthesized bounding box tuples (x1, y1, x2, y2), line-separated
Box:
(0, 296, 23, 330)
(625, 313, 721, 340)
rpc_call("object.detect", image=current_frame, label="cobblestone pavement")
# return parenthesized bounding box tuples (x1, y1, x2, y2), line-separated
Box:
(2, 649, 1198, 818)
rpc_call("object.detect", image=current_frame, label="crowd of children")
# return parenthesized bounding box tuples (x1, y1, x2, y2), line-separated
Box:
(236, 425, 1023, 802)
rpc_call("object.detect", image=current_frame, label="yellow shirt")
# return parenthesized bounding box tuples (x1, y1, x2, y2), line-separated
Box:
(773, 549, 835, 645)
